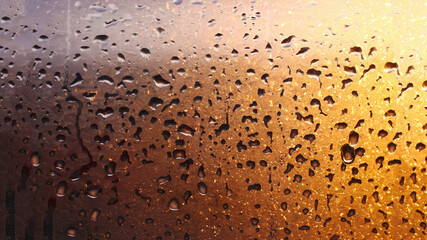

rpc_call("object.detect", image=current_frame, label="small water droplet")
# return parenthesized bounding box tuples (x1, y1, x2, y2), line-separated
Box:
(104, 161, 116, 176)
(56, 181, 67, 197)
(152, 74, 170, 88)
(197, 182, 207, 195)
(341, 144, 355, 164)
(168, 198, 179, 211)
(66, 227, 77, 237)
(30, 152, 40, 167)
(86, 185, 102, 199)
(178, 124, 195, 137)
(140, 48, 151, 59)
(197, 166, 205, 179)
(349, 131, 359, 146)
(54, 160, 65, 169)
(157, 175, 171, 185)
(90, 208, 101, 221)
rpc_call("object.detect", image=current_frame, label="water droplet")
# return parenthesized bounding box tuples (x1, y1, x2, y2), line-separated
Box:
(90, 208, 101, 221)
(341, 144, 355, 164)
(54, 160, 65, 170)
(178, 124, 195, 137)
(152, 74, 170, 88)
(1, 16, 11, 23)
(94, 34, 108, 41)
(384, 62, 398, 73)
(173, 149, 186, 159)
(104, 161, 116, 176)
(197, 166, 205, 179)
(183, 190, 192, 204)
(86, 185, 102, 199)
(56, 181, 67, 197)
(157, 175, 171, 185)
(378, 130, 388, 138)
(296, 47, 310, 57)
(349, 131, 359, 146)
(30, 152, 40, 167)
(140, 48, 151, 59)
(168, 198, 179, 211)
(66, 227, 77, 237)
(97, 75, 114, 85)
(280, 34, 295, 46)
(197, 182, 207, 195)
(416, 143, 425, 151)
(117, 216, 125, 226)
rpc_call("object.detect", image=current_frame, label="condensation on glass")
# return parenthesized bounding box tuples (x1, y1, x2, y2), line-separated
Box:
(0, 0, 426, 239)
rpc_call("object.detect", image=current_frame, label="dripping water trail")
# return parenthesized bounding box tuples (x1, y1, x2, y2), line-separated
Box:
(64, 84, 96, 174)
(74, 92, 96, 172)
(24, 219, 34, 240)
(42, 212, 52, 239)
(74, 90, 95, 164)
(6, 187, 15, 240)
(63, 0, 95, 174)
(43, 198, 55, 240)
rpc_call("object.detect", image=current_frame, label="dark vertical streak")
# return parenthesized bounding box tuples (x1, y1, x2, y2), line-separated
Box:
(6, 187, 15, 240)
(43, 198, 56, 240)
(18, 165, 30, 191)
(25, 219, 34, 240)
(43, 211, 53, 240)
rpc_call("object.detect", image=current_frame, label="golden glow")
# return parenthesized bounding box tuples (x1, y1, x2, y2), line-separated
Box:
(0, 0, 426, 239)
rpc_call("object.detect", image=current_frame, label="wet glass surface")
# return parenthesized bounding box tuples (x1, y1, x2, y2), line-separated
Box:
(0, 0, 426, 239)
